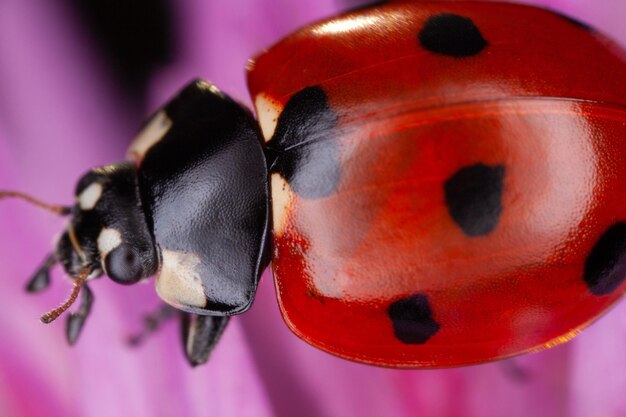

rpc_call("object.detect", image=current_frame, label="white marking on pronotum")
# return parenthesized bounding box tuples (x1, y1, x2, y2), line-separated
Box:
(126, 110, 173, 161)
(255, 93, 282, 142)
(97, 228, 123, 260)
(155, 249, 206, 308)
(77, 182, 103, 211)
(271, 173, 294, 237)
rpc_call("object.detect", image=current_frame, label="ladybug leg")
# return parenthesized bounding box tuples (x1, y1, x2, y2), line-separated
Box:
(65, 284, 93, 345)
(25, 253, 56, 293)
(126, 304, 177, 346)
(180, 313, 230, 367)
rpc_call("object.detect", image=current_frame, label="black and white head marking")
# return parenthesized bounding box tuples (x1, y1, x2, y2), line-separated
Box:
(57, 163, 158, 284)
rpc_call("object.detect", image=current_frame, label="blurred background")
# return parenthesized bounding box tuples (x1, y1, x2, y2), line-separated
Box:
(0, 0, 625, 416)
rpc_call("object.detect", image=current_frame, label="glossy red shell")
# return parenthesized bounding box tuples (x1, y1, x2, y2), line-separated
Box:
(247, 1, 626, 367)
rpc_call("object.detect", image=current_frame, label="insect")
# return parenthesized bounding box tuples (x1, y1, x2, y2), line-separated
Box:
(2, 1, 626, 368)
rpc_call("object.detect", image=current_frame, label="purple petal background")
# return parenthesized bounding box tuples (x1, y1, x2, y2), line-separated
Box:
(0, 1, 625, 416)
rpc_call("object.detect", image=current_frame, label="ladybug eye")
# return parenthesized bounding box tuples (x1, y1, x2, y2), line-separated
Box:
(105, 244, 143, 285)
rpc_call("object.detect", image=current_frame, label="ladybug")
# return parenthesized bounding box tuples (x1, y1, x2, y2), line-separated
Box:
(3, 0, 626, 368)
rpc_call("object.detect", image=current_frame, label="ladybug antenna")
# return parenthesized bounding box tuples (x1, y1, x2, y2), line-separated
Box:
(40, 266, 89, 324)
(67, 223, 87, 263)
(0, 190, 71, 216)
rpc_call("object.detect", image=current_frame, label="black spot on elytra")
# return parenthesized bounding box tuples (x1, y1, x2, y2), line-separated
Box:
(584, 222, 626, 295)
(388, 294, 440, 344)
(444, 163, 505, 237)
(266, 86, 340, 199)
(419, 13, 488, 58)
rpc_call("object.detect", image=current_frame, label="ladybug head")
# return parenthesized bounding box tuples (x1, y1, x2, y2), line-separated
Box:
(0, 162, 157, 327)
(61, 163, 157, 284)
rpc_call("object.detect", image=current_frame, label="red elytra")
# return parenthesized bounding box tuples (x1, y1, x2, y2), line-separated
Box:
(247, 1, 626, 367)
